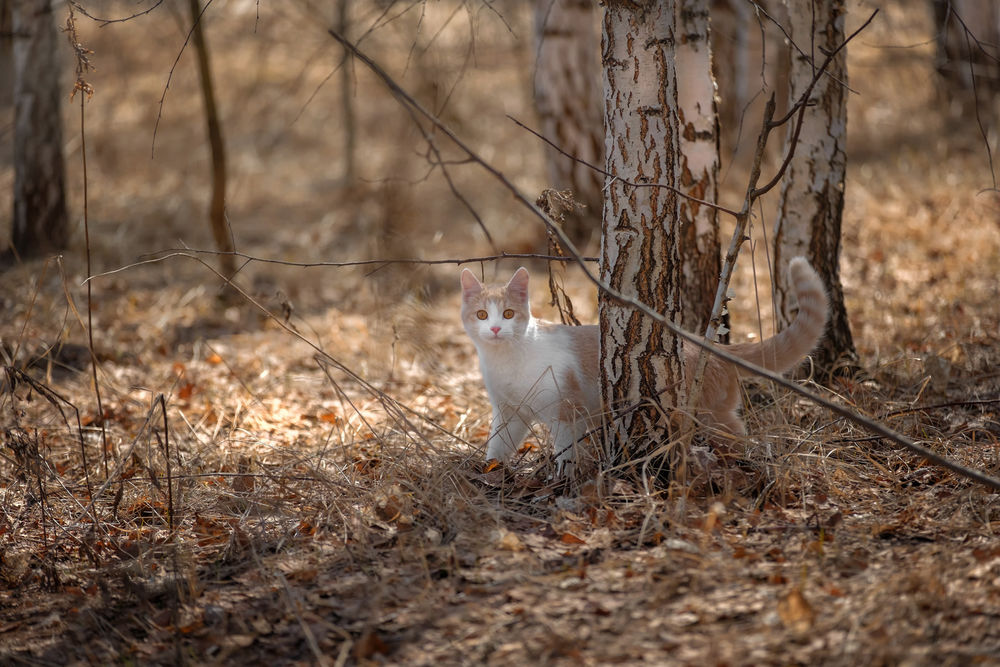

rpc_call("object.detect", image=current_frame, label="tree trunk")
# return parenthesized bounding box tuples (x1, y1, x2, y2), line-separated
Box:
(600, 0, 684, 469)
(676, 0, 722, 338)
(336, 0, 356, 184)
(188, 0, 235, 282)
(773, 0, 858, 377)
(533, 0, 604, 249)
(11, 0, 68, 258)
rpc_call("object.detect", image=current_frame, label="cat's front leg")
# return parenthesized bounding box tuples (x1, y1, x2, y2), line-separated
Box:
(551, 419, 590, 477)
(484, 404, 531, 463)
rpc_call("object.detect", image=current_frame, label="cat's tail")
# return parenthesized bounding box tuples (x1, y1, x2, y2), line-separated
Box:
(727, 257, 829, 375)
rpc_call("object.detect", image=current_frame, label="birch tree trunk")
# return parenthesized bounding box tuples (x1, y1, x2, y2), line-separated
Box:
(600, 0, 684, 467)
(676, 0, 722, 337)
(773, 0, 858, 377)
(11, 0, 68, 257)
(533, 0, 604, 248)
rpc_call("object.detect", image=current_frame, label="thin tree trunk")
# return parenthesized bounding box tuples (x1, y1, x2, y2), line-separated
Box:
(676, 0, 722, 338)
(533, 0, 604, 248)
(11, 0, 68, 257)
(188, 0, 235, 282)
(773, 0, 858, 377)
(600, 0, 684, 469)
(336, 0, 355, 184)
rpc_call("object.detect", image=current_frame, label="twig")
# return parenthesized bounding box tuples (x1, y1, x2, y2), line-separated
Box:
(68, 0, 164, 27)
(885, 398, 1000, 419)
(67, 4, 109, 485)
(507, 114, 742, 219)
(85, 249, 599, 283)
(157, 395, 174, 533)
(939, 5, 999, 191)
(151, 0, 217, 158)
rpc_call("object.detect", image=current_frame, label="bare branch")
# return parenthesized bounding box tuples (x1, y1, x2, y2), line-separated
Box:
(84, 249, 598, 284)
(507, 114, 742, 219)
(151, 0, 218, 158)
(68, 0, 164, 27)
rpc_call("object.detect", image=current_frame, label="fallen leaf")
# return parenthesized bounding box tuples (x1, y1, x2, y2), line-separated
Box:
(353, 630, 389, 659)
(496, 529, 526, 552)
(560, 532, 586, 545)
(777, 587, 815, 633)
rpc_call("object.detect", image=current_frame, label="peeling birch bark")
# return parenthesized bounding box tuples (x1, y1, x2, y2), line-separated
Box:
(600, 0, 685, 465)
(676, 0, 722, 337)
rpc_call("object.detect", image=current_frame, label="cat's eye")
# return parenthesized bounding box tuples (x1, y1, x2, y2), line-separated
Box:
(476, 310, 488, 320)
(503, 309, 515, 319)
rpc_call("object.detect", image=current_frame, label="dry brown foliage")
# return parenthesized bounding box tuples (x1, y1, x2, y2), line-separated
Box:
(1, 1, 998, 664)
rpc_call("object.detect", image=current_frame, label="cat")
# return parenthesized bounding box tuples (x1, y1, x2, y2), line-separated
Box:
(460, 258, 829, 474)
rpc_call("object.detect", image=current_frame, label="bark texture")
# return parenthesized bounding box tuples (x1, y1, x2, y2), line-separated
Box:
(533, 0, 604, 248)
(773, 0, 858, 377)
(600, 0, 684, 464)
(11, 0, 68, 257)
(676, 0, 722, 337)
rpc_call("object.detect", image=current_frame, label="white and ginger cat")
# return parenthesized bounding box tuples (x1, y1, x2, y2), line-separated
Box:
(460, 259, 829, 474)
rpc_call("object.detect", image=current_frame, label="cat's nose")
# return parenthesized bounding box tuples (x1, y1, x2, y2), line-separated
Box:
(490, 326, 501, 335)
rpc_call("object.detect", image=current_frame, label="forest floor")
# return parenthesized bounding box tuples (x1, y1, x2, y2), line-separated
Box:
(1, 1, 999, 665)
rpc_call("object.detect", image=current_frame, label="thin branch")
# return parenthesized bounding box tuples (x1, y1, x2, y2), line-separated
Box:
(86, 250, 599, 283)
(66, 7, 109, 481)
(151, 0, 217, 158)
(884, 397, 1000, 419)
(68, 0, 163, 27)
(507, 114, 742, 219)
(953, 10, 998, 191)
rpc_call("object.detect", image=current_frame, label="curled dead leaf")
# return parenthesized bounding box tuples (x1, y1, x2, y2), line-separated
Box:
(496, 529, 526, 552)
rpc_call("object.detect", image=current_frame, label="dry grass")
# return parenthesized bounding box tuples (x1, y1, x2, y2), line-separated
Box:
(1, 1, 999, 664)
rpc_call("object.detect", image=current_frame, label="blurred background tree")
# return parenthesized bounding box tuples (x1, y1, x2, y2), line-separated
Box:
(7, 0, 68, 261)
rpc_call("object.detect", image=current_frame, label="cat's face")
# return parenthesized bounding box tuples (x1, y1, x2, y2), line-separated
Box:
(460, 268, 531, 346)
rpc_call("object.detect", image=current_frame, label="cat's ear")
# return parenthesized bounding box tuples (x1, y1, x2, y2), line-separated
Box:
(506, 267, 530, 304)
(460, 269, 483, 300)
